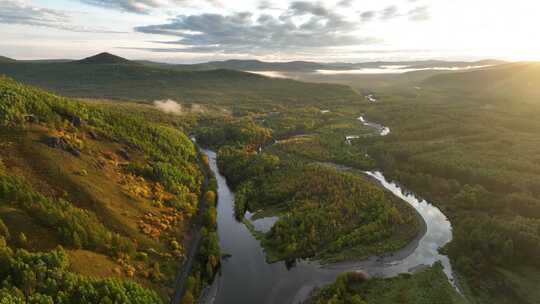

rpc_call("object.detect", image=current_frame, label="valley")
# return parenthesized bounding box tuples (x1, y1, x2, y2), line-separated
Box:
(1, 53, 540, 304)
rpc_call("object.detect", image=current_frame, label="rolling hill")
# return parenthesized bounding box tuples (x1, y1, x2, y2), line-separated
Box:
(423, 62, 540, 100)
(0, 53, 361, 107)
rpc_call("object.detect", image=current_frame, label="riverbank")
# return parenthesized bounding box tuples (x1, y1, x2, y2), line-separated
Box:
(201, 146, 460, 304)
(170, 149, 211, 304)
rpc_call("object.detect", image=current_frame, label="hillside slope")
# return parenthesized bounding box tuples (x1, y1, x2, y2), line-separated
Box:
(0, 77, 219, 302)
(0, 54, 361, 107)
(423, 62, 540, 100)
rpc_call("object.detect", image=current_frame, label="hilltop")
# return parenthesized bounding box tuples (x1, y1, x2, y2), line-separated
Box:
(76, 52, 133, 65)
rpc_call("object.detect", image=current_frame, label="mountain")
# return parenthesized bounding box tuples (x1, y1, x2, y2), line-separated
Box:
(0, 53, 360, 107)
(0, 55, 15, 62)
(423, 62, 540, 100)
(347, 59, 505, 69)
(178, 59, 328, 71)
(150, 59, 506, 72)
(76, 52, 133, 65)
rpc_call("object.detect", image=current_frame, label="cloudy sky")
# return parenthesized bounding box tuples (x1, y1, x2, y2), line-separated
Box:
(1, 0, 539, 63)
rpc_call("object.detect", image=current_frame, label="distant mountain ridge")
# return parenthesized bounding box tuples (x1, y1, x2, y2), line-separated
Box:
(159, 59, 506, 72)
(2, 52, 506, 71)
(0, 52, 360, 106)
(180, 59, 329, 71)
(0, 55, 15, 62)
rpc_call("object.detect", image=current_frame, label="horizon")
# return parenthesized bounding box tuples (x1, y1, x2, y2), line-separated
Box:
(1, 1, 539, 63)
(0, 51, 514, 65)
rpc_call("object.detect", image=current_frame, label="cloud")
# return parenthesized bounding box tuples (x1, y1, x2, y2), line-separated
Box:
(377, 4, 430, 22)
(78, 0, 220, 14)
(0, 1, 67, 26)
(337, 0, 353, 7)
(360, 11, 375, 22)
(258, 0, 278, 10)
(0, 0, 122, 32)
(380, 5, 399, 20)
(134, 1, 378, 54)
(288, 1, 329, 16)
(408, 6, 430, 21)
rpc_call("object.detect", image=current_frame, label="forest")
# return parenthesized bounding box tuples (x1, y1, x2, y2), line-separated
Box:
(2, 55, 540, 304)
(350, 86, 540, 303)
(0, 56, 361, 108)
(195, 117, 420, 263)
(197, 75, 540, 303)
(0, 77, 219, 303)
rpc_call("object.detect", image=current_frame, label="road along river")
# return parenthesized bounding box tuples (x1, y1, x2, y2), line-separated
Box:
(201, 115, 458, 304)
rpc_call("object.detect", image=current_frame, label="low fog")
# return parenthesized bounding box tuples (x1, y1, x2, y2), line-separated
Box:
(153, 99, 183, 115)
(153, 99, 207, 115)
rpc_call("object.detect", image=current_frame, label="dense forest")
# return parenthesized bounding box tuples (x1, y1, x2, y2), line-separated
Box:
(0, 77, 219, 303)
(351, 83, 540, 303)
(0, 54, 361, 108)
(195, 116, 419, 263)
(202, 70, 540, 303)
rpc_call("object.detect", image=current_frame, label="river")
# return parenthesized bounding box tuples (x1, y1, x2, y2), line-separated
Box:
(201, 144, 457, 303)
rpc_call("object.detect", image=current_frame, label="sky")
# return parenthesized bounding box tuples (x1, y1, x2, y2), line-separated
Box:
(1, 0, 539, 63)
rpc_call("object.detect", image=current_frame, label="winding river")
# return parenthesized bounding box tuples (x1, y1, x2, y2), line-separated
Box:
(201, 117, 457, 304)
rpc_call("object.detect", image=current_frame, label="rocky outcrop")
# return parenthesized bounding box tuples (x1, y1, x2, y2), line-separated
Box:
(43, 136, 81, 157)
